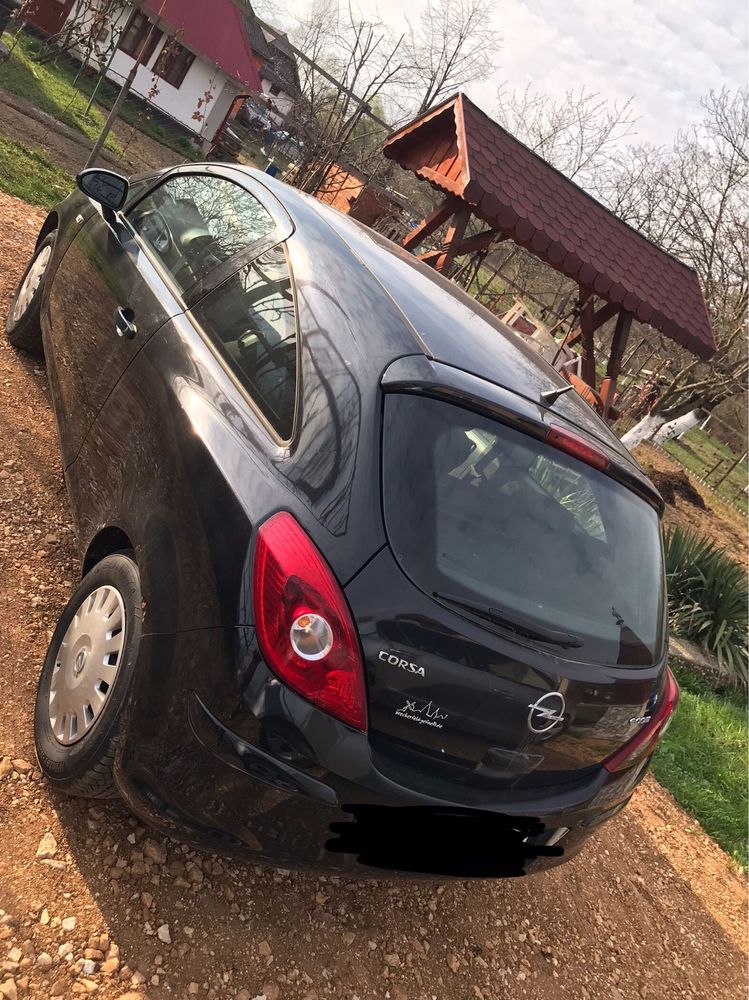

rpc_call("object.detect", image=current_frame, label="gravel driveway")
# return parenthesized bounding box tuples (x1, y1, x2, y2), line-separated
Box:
(0, 191, 746, 1000)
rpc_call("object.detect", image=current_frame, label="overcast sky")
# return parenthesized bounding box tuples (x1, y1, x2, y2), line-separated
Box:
(286, 0, 747, 146)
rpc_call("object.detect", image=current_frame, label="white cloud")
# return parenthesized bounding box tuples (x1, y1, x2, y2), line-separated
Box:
(283, 0, 747, 145)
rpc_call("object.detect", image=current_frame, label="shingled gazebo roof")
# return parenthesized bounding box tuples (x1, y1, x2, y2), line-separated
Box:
(384, 93, 716, 360)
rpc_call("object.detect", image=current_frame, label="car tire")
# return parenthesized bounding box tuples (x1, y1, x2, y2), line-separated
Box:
(34, 553, 142, 799)
(5, 232, 56, 355)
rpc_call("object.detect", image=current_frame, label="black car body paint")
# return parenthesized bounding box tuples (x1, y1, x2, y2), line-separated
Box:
(30, 164, 673, 877)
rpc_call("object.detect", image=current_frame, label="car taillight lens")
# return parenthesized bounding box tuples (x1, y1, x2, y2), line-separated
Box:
(603, 668, 679, 773)
(546, 426, 609, 472)
(252, 512, 367, 731)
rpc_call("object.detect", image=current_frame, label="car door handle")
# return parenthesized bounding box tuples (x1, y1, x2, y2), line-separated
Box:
(114, 305, 137, 339)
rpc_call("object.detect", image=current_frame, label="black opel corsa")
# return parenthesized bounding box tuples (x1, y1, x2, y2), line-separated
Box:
(6, 164, 677, 877)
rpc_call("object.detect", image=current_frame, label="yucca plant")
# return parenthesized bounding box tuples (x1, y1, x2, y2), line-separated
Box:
(663, 526, 748, 687)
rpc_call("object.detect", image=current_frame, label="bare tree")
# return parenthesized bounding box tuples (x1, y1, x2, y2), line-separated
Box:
(496, 85, 638, 181)
(603, 89, 748, 435)
(405, 0, 501, 115)
(280, 1, 406, 193)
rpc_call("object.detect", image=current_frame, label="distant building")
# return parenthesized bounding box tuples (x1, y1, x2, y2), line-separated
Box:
(256, 27, 301, 126)
(23, 0, 267, 145)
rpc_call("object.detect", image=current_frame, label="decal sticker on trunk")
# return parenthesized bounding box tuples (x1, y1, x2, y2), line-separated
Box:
(395, 698, 448, 729)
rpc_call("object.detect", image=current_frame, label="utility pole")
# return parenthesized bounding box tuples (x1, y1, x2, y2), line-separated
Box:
(84, 4, 165, 169)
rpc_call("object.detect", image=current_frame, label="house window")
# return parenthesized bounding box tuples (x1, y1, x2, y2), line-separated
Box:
(119, 11, 162, 64)
(153, 41, 195, 89)
(269, 83, 280, 96)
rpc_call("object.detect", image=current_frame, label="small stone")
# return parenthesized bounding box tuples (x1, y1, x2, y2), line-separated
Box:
(119, 994, 148, 1000)
(188, 984, 199, 995)
(49, 980, 67, 997)
(100, 957, 119, 975)
(81, 960, 97, 975)
(186, 866, 203, 885)
(384, 953, 401, 967)
(143, 839, 167, 865)
(0, 980, 18, 1000)
(61, 917, 76, 932)
(236, 992, 251, 1000)
(36, 832, 58, 860)
(0, 759, 12, 779)
(12, 759, 32, 774)
(156, 924, 171, 945)
(447, 953, 460, 973)
(258, 940, 272, 958)
(40, 909, 50, 925)
(263, 984, 280, 1000)
(37, 952, 53, 969)
(58, 943, 74, 959)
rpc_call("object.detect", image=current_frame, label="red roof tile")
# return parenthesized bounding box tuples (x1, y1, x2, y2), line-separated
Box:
(145, 0, 262, 92)
(384, 94, 716, 360)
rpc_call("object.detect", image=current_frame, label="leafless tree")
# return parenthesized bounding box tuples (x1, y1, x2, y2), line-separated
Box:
(404, 0, 501, 116)
(600, 88, 748, 424)
(496, 84, 638, 182)
(280, 1, 406, 193)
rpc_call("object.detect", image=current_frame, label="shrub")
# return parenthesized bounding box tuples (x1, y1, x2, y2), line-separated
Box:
(664, 526, 748, 687)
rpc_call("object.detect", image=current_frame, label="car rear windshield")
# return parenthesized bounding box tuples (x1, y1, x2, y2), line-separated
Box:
(382, 394, 665, 666)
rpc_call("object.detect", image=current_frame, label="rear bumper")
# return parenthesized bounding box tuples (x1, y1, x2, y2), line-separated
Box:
(113, 629, 649, 878)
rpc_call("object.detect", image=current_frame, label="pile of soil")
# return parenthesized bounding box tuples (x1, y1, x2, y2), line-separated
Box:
(649, 468, 707, 509)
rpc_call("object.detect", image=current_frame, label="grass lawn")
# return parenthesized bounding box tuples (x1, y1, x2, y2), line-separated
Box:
(0, 30, 122, 154)
(0, 30, 198, 161)
(652, 661, 747, 869)
(664, 426, 747, 514)
(0, 133, 74, 207)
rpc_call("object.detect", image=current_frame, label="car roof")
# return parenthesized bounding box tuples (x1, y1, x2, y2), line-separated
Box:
(248, 169, 650, 478)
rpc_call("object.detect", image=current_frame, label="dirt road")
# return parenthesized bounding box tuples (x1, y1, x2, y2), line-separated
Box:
(0, 191, 746, 1000)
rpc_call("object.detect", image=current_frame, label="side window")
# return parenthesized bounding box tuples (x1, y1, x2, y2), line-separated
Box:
(128, 174, 275, 293)
(191, 246, 298, 440)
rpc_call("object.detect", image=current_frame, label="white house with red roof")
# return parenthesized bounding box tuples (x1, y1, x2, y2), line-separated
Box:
(26, 0, 269, 145)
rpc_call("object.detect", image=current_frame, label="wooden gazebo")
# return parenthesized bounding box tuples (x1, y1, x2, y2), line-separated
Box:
(383, 94, 716, 418)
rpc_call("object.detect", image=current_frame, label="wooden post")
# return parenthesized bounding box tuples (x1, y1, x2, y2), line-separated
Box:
(602, 310, 633, 419)
(402, 198, 457, 252)
(432, 207, 471, 272)
(714, 451, 747, 488)
(578, 289, 596, 389)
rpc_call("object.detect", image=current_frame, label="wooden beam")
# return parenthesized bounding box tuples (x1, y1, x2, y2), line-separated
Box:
(417, 228, 501, 265)
(579, 290, 597, 389)
(432, 207, 471, 272)
(590, 300, 619, 333)
(602, 310, 633, 420)
(562, 300, 619, 351)
(402, 198, 457, 252)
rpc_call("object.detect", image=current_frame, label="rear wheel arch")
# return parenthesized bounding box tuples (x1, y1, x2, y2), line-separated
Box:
(83, 526, 135, 576)
(37, 212, 59, 248)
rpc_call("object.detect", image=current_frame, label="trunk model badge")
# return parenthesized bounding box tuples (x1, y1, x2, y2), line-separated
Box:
(527, 692, 566, 734)
(378, 650, 425, 677)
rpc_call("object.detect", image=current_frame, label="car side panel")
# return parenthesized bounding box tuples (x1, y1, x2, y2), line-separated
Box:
(66, 208, 420, 631)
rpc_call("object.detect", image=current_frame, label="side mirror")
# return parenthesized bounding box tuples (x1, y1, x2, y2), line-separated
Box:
(76, 168, 129, 212)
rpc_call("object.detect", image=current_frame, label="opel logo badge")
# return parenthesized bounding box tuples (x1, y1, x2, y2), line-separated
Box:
(527, 691, 566, 734)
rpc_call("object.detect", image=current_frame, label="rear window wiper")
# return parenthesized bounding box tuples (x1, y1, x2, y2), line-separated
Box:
(433, 592, 583, 649)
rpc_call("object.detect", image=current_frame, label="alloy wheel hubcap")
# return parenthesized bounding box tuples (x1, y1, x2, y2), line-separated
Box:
(49, 585, 126, 746)
(12, 244, 52, 322)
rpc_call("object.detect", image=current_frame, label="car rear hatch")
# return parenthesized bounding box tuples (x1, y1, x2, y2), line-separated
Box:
(344, 366, 668, 789)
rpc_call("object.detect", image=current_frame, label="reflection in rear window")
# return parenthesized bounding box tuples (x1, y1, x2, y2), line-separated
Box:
(383, 395, 665, 665)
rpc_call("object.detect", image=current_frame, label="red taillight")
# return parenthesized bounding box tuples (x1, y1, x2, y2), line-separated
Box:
(252, 512, 367, 731)
(545, 426, 609, 472)
(603, 668, 679, 773)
